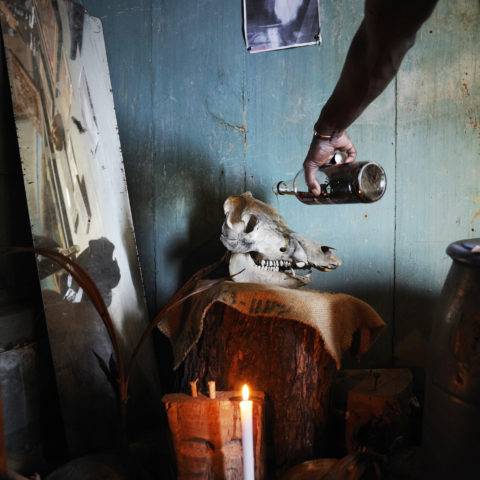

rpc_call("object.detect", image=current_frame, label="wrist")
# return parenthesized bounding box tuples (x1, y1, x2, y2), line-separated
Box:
(313, 125, 344, 141)
(314, 107, 345, 139)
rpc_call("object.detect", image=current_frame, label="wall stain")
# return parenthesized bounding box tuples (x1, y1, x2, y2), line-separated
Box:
(468, 113, 479, 136)
(471, 209, 480, 223)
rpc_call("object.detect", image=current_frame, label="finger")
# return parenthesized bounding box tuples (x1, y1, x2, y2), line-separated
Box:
(304, 161, 322, 196)
(344, 144, 357, 163)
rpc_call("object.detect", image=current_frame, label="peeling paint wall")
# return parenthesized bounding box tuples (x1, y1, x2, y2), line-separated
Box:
(75, 0, 480, 367)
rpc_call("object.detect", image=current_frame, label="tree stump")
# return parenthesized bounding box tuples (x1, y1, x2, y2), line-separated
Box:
(330, 369, 413, 454)
(179, 303, 337, 476)
(345, 369, 413, 452)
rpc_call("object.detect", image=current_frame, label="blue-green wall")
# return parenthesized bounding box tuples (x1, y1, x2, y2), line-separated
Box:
(83, 0, 480, 367)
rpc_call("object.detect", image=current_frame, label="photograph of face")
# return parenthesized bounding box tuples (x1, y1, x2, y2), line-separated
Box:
(244, 0, 320, 53)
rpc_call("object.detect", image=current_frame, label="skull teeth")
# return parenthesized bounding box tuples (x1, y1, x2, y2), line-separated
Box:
(251, 253, 308, 271)
(257, 265, 281, 271)
(253, 258, 303, 272)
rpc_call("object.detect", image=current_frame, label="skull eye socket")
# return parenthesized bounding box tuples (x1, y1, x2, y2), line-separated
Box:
(321, 245, 332, 253)
(280, 247, 287, 252)
(245, 215, 258, 233)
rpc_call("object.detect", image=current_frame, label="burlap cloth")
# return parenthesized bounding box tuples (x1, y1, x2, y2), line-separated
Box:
(158, 281, 385, 370)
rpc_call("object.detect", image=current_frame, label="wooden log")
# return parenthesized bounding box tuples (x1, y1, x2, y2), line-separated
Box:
(162, 391, 265, 479)
(179, 303, 337, 475)
(331, 369, 413, 453)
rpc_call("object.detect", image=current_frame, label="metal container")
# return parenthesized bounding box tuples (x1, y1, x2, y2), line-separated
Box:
(422, 238, 480, 478)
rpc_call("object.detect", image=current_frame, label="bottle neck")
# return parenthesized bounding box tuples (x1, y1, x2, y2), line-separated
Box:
(275, 181, 297, 195)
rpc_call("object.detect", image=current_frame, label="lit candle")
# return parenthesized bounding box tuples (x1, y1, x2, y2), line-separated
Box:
(240, 384, 255, 480)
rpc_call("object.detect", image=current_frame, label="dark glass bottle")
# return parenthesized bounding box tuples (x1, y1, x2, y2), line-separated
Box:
(275, 161, 387, 205)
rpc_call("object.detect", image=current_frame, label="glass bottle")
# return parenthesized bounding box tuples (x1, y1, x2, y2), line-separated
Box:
(274, 160, 387, 205)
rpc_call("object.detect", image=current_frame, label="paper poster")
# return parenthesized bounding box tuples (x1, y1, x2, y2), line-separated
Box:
(244, 0, 321, 53)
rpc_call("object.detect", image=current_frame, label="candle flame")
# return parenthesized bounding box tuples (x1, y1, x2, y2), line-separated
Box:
(242, 384, 250, 401)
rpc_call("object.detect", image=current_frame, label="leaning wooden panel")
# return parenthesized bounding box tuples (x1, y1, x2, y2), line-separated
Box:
(0, 0, 160, 455)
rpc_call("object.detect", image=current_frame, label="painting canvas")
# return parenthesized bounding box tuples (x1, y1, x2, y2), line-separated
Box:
(244, 0, 321, 53)
(0, 0, 159, 454)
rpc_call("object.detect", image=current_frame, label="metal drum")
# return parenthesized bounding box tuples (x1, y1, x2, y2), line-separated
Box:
(422, 238, 480, 478)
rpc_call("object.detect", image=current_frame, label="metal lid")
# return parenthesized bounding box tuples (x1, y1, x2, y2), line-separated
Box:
(446, 238, 480, 267)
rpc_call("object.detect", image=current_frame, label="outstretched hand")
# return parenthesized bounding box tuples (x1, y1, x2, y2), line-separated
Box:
(303, 130, 356, 195)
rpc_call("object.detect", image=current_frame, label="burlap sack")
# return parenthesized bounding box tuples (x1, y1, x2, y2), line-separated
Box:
(158, 281, 385, 369)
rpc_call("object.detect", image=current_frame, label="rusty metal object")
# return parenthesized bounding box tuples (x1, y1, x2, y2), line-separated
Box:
(422, 238, 480, 478)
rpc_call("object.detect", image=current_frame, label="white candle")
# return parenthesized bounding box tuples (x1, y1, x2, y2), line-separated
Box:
(240, 384, 255, 480)
(208, 380, 216, 399)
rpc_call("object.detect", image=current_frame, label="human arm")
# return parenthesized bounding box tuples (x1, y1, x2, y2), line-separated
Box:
(304, 0, 438, 195)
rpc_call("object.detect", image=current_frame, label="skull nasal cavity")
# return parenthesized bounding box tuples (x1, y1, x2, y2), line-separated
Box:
(245, 215, 258, 233)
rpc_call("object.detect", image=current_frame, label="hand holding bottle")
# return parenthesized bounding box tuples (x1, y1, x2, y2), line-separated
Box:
(303, 130, 356, 195)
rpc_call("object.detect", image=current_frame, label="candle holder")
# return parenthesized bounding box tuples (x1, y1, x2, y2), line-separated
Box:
(162, 390, 265, 479)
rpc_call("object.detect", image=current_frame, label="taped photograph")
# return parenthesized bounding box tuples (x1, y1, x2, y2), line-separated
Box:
(244, 0, 321, 53)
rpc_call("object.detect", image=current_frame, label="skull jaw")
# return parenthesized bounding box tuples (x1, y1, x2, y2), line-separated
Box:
(229, 253, 311, 289)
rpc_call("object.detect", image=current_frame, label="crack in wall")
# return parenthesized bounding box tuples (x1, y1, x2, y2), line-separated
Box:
(206, 106, 247, 135)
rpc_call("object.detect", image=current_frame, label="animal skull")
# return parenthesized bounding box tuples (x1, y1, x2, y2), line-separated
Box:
(220, 192, 341, 288)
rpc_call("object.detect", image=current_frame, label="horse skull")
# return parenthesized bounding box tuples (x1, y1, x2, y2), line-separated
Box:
(220, 192, 341, 288)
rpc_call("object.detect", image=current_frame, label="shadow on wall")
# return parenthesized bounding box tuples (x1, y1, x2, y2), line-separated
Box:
(342, 282, 440, 370)
(155, 142, 269, 293)
(393, 283, 440, 367)
(151, 142, 272, 390)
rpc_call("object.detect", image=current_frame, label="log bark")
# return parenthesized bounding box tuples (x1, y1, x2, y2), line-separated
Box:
(179, 303, 337, 476)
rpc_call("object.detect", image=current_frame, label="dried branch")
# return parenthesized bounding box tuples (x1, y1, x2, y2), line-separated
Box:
(6, 247, 232, 444)
(7, 247, 128, 436)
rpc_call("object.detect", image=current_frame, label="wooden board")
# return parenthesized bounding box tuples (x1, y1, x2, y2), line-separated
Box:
(395, 0, 480, 366)
(150, 0, 247, 307)
(244, 1, 396, 366)
(78, 0, 480, 373)
(81, 0, 158, 316)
